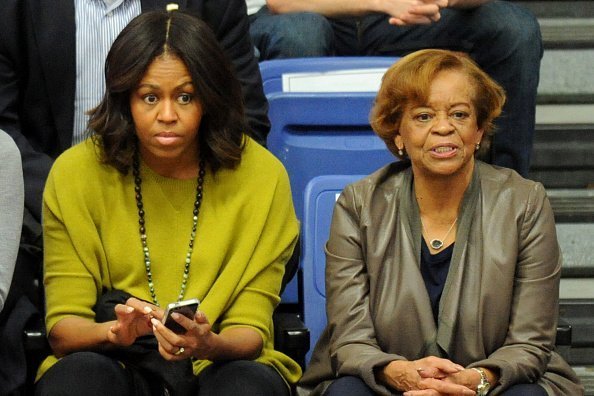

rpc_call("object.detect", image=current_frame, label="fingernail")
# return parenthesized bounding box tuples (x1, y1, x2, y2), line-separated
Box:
(171, 312, 180, 319)
(126, 306, 134, 313)
(150, 318, 160, 326)
(143, 306, 153, 313)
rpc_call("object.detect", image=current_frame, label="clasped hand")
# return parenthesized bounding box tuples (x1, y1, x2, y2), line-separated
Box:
(379, 356, 480, 395)
(384, 0, 449, 26)
(107, 297, 214, 360)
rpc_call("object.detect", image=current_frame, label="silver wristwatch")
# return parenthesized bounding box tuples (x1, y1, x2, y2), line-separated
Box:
(472, 367, 491, 396)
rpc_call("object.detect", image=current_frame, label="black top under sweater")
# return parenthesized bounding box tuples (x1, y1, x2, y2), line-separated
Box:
(420, 238, 454, 324)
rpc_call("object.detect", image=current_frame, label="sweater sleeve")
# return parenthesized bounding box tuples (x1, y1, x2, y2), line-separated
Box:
(469, 182, 560, 393)
(42, 147, 106, 332)
(218, 162, 298, 341)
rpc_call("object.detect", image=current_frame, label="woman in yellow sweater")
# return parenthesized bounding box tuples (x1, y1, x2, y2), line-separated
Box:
(36, 9, 299, 396)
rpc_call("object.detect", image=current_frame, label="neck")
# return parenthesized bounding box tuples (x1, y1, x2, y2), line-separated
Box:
(139, 146, 200, 179)
(413, 161, 475, 221)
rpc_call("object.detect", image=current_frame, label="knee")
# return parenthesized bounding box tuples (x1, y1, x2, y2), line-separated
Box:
(269, 12, 333, 56)
(36, 352, 129, 396)
(198, 360, 287, 396)
(480, 1, 542, 56)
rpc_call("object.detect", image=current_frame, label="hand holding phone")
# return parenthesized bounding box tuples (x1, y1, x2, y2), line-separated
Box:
(162, 298, 200, 334)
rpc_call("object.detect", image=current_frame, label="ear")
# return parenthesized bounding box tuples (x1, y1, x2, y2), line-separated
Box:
(394, 134, 404, 151)
(476, 127, 485, 145)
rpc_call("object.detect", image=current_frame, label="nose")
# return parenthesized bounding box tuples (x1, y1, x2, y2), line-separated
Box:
(157, 99, 177, 123)
(432, 113, 454, 134)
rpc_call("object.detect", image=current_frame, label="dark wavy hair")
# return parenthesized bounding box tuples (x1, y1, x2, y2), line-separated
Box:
(88, 10, 247, 173)
(370, 49, 506, 159)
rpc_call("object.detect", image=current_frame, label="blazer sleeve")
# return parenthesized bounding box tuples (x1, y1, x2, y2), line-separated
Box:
(202, 0, 270, 145)
(325, 184, 407, 395)
(0, 0, 54, 226)
(470, 182, 561, 393)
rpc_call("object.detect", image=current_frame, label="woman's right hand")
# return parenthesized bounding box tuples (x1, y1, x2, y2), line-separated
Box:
(106, 298, 156, 346)
(377, 356, 475, 395)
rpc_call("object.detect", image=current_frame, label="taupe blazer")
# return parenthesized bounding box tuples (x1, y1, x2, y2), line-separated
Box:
(299, 161, 582, 395)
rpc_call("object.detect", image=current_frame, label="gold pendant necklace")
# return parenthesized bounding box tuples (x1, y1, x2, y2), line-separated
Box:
(421, 217, 458, 250)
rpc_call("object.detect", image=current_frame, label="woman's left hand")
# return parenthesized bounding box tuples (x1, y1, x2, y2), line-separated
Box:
(151, 310, 216, 360)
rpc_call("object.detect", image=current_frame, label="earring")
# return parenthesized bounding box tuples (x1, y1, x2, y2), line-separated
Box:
(475, 143, 480, 151)
(398, 148, 404, 157)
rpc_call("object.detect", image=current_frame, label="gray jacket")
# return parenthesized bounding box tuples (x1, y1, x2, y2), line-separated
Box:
(299, 161, 583, 395)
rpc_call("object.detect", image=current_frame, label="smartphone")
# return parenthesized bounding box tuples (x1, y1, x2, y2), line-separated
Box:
(162, 298, 200, 334)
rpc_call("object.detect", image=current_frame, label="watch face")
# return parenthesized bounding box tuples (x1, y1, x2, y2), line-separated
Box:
(477, 382, 490, 395)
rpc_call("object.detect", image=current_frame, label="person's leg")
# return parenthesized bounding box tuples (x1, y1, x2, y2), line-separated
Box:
(323, 376, 376, 396)
(338, 1, 542, 176)
(503, 383, 548, 395)
(196, 360, 289, 396)
(35, 352, 141, 396)
(249, 7, 334, 60)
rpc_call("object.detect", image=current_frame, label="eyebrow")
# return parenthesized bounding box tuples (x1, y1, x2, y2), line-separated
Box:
(136, 80, 194, 90)
(411, 102, 472, 109)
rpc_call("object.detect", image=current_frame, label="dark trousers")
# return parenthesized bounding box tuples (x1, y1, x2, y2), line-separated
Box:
(35, 351, 290, 396)
(323, 375, 547, 396)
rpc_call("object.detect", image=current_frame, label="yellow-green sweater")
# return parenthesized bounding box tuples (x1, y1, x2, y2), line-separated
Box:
(39, 137, 301, 383)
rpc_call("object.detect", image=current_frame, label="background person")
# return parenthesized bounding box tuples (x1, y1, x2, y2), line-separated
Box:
(299, 49, 582, 396)
(0, 130, 24, 313)
(35, 10, 299, 396)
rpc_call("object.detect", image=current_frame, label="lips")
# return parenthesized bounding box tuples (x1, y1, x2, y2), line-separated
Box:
(155, 132, 182, 146)
(430, 144, 458, 158)
(156, 132, 179, 138)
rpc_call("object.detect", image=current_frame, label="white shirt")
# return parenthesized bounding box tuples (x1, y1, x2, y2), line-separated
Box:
(73, 0, 141, 144)
(246, 0, 266, 15)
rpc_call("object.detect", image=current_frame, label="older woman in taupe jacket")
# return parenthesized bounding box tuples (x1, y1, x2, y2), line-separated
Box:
(299, 50, 583, 396)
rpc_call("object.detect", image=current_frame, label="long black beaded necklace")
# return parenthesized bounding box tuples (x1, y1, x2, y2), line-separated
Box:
(132, 152, 205, 307)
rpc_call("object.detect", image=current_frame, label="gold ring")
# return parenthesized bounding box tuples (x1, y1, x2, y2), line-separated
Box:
(174, 347, 185, 356)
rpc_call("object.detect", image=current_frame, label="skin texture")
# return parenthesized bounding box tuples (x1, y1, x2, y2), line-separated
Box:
(130, 53, 203, 180)
(394, 69, 484, 182)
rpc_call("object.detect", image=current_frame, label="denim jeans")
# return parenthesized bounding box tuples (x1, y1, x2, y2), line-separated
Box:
(249, 7, 333, 60)
(249, 1, 542, 176)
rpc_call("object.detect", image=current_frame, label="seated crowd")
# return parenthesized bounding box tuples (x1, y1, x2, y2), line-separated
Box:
(0, 1, 584, 395)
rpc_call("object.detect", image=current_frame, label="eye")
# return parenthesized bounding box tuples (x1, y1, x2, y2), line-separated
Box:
(177, 93, 193, 105)
(143, 94, 158, 105)
(451, 111, 469, 120)
(414, 113, 433, 122)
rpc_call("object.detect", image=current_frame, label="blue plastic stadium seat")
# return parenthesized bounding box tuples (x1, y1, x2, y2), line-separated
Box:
(301, 175, 366, 364)
(259, 57, 399, 304)
(259, 57, 398, 95)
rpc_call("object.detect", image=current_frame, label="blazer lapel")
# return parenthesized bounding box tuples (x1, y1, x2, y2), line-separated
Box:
(31, 0, 76, 151)
(399, 169, 442, 356)
(436, 165, 481, 355)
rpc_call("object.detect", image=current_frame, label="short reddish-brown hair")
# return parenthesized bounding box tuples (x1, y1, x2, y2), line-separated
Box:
(370, 49, 506, 158)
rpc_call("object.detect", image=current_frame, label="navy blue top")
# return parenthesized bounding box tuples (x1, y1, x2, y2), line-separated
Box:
(420, 239, 454, 324)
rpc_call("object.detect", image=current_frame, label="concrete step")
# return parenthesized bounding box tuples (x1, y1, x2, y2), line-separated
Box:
(529, 121, 594, 188)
